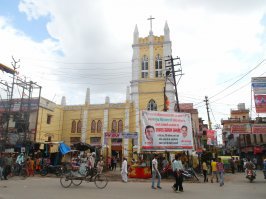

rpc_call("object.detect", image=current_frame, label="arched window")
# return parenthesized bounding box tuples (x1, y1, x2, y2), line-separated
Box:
(112, 120, 117, 132)
(141, 55, 148, 78)
(71, 120, 76, 133)
(155, 54, 162, 77)
(147, 99, 157, 111)
(91, 120, 96, 133)
(118, 120, 123, 133)
(97, 120, 102, 133)
(77, 120, 82, 133)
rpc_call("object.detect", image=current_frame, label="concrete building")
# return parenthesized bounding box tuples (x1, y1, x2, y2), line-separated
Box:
(1, 22, 201, 158)
(221, 103, 266, 164)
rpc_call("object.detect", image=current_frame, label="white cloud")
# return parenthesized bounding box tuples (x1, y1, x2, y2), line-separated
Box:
(1, 0, 266, 123)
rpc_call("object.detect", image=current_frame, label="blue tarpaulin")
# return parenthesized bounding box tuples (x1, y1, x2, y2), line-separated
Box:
(59, 143, 71, 155)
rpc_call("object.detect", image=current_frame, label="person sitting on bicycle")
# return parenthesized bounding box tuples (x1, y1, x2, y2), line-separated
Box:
(15, 153, 25, 174)
(16, 153, 25, 165)
(87, 153, 96, 176)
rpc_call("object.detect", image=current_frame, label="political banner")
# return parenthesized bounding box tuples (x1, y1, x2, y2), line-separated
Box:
(254, 94, 266, 113)
(207, 130, 216, 145)
(231, 124, 252, 134)
(252, 124, 266, 134)
(141, 111, 194, 151)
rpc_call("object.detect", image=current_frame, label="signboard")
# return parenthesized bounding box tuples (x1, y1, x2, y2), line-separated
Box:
(207, 130, 216, 145)
(252, 124, 266, 134)
(252, 77, 266, 113)
(104, 132, 122, 138)
(0, 98, 39, 112)
(254, 94, 266, 113)
(122, 132, 138, 139)
(141, 111, 194, 151)
(231, 124, 252, 134)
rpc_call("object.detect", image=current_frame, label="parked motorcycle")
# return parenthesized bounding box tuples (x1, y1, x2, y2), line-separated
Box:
(40, 164, 64, 176)
(246, 169, 256, 183)
(182, 168, 199, 182)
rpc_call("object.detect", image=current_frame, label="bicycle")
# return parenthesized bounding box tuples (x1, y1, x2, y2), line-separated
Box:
(14, 163, 28, 179)
(60, 166, 108, 189)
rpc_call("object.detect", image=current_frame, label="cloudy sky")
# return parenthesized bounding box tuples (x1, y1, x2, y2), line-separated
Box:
(0, 0, 266, 126)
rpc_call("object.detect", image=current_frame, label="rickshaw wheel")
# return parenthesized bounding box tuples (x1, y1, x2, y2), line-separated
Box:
(94, 174, 108, 189)
(60, 175, 72, 188)
(72, 179, 83, 186)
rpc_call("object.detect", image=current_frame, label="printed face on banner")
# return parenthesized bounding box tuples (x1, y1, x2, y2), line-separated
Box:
(254, 95, 266, 113)
(141, 111, 194, 151)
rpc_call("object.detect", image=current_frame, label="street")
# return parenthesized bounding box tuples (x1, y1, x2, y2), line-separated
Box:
(0, 171, 265, 199)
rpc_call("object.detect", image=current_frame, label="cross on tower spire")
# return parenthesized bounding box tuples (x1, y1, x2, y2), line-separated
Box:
(147, 15, 155, 35)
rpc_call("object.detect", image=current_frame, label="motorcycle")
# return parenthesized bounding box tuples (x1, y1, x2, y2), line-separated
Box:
(246, 169, 256, 183)
(40, 164, 64, 177)
(182, 168, 199, 182)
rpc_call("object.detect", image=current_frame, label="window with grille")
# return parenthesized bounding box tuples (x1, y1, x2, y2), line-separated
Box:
(91, 120, 96, 133)
(97, 120, 102, 133)
(71, 120, 76, 133)
(155, 54, 162, 77)
(147, 99, 157, 111)
(47, 115, 52, 124)
(118, 120, 123, 133)
(77, 120, 82, 133)
(141, 55, 148, 78)
(112, 120, 117, 132)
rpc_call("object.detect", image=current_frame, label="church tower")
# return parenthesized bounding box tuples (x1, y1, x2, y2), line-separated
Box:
(130, 19, 176, 152)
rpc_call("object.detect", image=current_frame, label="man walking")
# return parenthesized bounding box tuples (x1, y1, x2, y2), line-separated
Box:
(211, 158, 218, 183)
(121, 157, 128, 183)
(172, 154, 184, 192)
(217, 158, 225, 186)
(151, 154, 162, 189)
(0, 153, 5, 180)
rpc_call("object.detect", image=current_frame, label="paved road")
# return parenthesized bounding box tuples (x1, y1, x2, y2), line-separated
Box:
(0, 171, 265, 199)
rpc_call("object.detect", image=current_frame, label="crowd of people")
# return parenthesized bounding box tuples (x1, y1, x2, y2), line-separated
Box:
(0, 152, 46, 180)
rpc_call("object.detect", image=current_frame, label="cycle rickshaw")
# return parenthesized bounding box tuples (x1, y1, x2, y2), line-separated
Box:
(59, 143, 108, 189)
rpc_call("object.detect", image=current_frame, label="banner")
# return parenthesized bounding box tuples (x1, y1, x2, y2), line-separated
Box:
(207, 130, 216, 145)
(231, 124, 252, 134)
(254, 94, 266, 113)
(141, 111, 193, 151)
(252, 124, 266, 134)
(104, 132, 122, 138)
(122, 132, 138, 139)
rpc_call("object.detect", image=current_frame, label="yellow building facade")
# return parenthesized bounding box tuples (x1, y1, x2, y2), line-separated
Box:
(35, 22, 196, 157)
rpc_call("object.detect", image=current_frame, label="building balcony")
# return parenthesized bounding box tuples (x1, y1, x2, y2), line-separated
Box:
(221, 118, 254, 125)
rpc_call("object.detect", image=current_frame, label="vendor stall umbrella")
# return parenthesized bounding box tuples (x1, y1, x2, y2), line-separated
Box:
(73, 142, 95, 151)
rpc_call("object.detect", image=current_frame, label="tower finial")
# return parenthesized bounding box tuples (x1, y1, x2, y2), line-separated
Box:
(147, 15, 155, 35)
(164, 21, 170, 41)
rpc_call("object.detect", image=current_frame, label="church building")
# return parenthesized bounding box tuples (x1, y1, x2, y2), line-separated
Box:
(35, 21, 199, 158)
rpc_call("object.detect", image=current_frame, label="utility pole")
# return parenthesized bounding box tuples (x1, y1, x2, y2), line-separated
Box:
(204, 96, 212, 130)
(164, 56, 182, 112)
(4, 57, 19, 149)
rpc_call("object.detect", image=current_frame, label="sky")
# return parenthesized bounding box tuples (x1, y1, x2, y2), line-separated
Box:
(0, 0, 266, 128)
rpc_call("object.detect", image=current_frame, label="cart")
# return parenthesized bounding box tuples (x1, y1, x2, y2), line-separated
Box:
(60, 167, 108, 189)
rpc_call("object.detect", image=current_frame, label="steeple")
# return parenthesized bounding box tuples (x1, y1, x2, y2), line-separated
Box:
(61, 96, 66, 106)
(164, 21, 170, 41)
(126, 86, 130, 102)
(105, 96, 110, 104)
(133, 24, 139, 44)
(85, 88, 90, 105)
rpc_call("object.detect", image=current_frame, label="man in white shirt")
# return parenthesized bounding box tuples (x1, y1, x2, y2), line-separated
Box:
(151, 154, 162, 189)
(172, 154, 184, 192)
(121, 157, 128, 183)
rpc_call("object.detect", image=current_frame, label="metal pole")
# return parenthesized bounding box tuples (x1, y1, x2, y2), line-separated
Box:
(170, 56, 180, 112)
